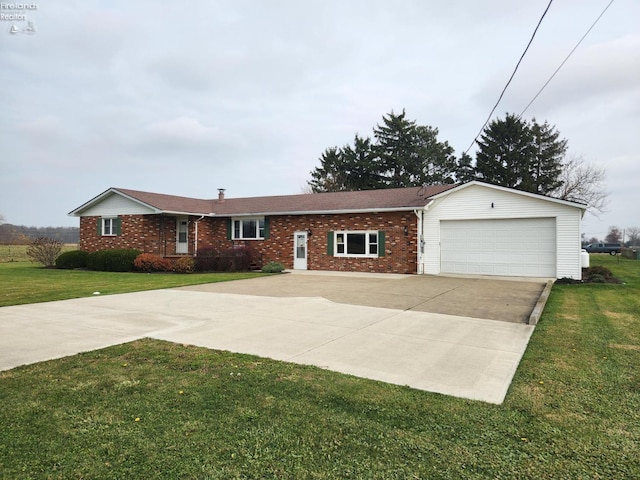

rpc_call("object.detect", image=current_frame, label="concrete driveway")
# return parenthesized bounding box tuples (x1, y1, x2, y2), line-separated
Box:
(180, 271, 546, 323)
(0, 272, 545, 404)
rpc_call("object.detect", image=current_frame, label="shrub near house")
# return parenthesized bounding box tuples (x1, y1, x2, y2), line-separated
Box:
(55, 250, 89, 269)
(86, 249, 140, 272)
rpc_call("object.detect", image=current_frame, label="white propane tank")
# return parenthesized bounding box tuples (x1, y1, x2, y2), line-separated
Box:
(581, 249, 590, 268)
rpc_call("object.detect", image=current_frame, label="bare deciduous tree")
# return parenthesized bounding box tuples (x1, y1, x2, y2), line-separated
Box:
(605, 226, 622, 244)
(26, 237, 62, 267)
(626, 226, 640, 247)
(552, 155, 608, 217)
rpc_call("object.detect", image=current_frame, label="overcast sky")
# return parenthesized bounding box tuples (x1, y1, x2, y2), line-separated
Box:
(1, 0, 638, 241)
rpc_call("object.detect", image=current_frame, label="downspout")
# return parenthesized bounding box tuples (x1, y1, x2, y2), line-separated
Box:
(194, 215, 205, 256)
(414, 201, 434, 275)
(413, 209, 423, 274)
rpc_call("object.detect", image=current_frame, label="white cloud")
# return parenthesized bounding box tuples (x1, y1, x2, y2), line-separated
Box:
(145, 117, 221, 143)
(0, 0, 638, 230)
(18, 115, 65, 140)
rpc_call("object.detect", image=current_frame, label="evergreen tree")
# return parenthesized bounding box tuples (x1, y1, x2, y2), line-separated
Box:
(413, 125, 456, 185)
(455, 152, 476, 183)
(308, 147, 347, 192)
(373, 110, 418, 188)
(528, 119, 566, 194)
(475, 114, 567, 195)
(475, 113, 534, 190)
(340, 135, 384, 190)
(308, 137, 384, 192)
(308, 109, 458, 191)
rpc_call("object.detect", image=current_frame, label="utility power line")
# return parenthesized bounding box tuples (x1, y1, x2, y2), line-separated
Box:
(463, 0, 554, 155)
(519, 0, 615, 116)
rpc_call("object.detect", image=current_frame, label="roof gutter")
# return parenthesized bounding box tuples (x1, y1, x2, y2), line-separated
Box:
(223, 206, 425, 217)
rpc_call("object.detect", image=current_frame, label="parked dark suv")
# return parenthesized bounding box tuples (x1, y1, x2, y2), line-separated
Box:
(585, 243, 622, 255)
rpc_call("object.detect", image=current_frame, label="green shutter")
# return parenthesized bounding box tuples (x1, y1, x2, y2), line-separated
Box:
(327, 231, 334, 255)
(378, 231, 385, 257)
(264, 217, 270, 239)
(114, 217, 122, 236)
(226, 219, 232, 240)
(96, 218, 102, 235)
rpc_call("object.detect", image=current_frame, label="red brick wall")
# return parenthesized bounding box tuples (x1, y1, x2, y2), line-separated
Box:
(200, 211, 418, 274)
(80, 215, 176, 254)
(80, 211, 418, 274)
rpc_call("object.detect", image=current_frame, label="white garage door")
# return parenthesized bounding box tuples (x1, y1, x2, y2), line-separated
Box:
(440, 218, 556, 277)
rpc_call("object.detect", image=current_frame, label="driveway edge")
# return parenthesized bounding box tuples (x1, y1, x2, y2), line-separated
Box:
(528, 280, 555, 325)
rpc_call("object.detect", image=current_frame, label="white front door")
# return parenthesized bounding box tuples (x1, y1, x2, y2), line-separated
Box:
(176, 218, 188, 254)
(293, 231, 308, 270)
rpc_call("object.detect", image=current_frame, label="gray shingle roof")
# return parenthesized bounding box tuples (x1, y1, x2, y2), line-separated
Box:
(114, 184, 457, 216)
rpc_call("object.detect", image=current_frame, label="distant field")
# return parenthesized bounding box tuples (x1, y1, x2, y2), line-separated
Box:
(0, 244, 78, 263)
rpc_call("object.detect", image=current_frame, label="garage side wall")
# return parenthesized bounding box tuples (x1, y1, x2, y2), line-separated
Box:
(422, 185, 583, 279)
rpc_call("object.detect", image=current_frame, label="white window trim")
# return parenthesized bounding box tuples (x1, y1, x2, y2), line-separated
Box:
(101, 217, 117, 237)
(334, 230, 379, 258)
(232, 217, 265, 240)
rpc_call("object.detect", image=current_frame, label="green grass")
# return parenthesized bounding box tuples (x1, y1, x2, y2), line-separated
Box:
(0, 256, 639, 478)
(0, 262, 267, 307)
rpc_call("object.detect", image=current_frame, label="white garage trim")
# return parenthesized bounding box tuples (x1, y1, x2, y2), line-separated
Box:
(440, 218, 556, 277)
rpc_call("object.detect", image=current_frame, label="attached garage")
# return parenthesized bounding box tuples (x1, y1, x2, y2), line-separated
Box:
(440, 218, 556, 277)
(420, 182, 586, 280)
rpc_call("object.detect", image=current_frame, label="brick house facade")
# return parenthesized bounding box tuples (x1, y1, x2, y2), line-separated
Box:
(79, 210, 418, 274)
(70, 183, 586, 279)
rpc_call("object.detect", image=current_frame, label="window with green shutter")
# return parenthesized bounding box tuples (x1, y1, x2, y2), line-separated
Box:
(263, 217, 270, 239)
(99, 217, 120, 237)
(230, 217, 267, 240)
(327, 231, 334, 255)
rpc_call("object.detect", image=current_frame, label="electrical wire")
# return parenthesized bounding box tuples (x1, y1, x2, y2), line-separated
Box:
(463, 0, 554, 155)
(519, 0, 615, 116)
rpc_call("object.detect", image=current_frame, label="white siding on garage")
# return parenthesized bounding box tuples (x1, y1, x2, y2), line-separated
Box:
(440, 218, 556, 277)
(80, 192, 156, 216)
(421, 184, 584, 279)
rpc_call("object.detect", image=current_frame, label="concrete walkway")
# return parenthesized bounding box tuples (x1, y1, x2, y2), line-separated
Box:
(0, 273, 542, 404)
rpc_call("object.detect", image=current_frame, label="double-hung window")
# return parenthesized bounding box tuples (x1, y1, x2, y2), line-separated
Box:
(99, 217, 120, 236)
(232, 217, 266, 240)
(332, 230, 383, 257)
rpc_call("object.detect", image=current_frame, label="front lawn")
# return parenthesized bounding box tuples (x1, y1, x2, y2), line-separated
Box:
(0, 255, 638, 478)
(0, 262, 267, 307)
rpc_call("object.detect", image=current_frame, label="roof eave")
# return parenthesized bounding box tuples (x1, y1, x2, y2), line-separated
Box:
(225, 206, 423, 217)
(161, 210, 216, 217)
(67, 187, 119, 216)
(68, 187, 165, 216)
(432, 181, 588, 210)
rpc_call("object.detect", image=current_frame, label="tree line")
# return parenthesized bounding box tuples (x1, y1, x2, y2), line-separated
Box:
(308, 110, 607, 217)
(0, 223, 79, 244)
(587, 226, 640, 247)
